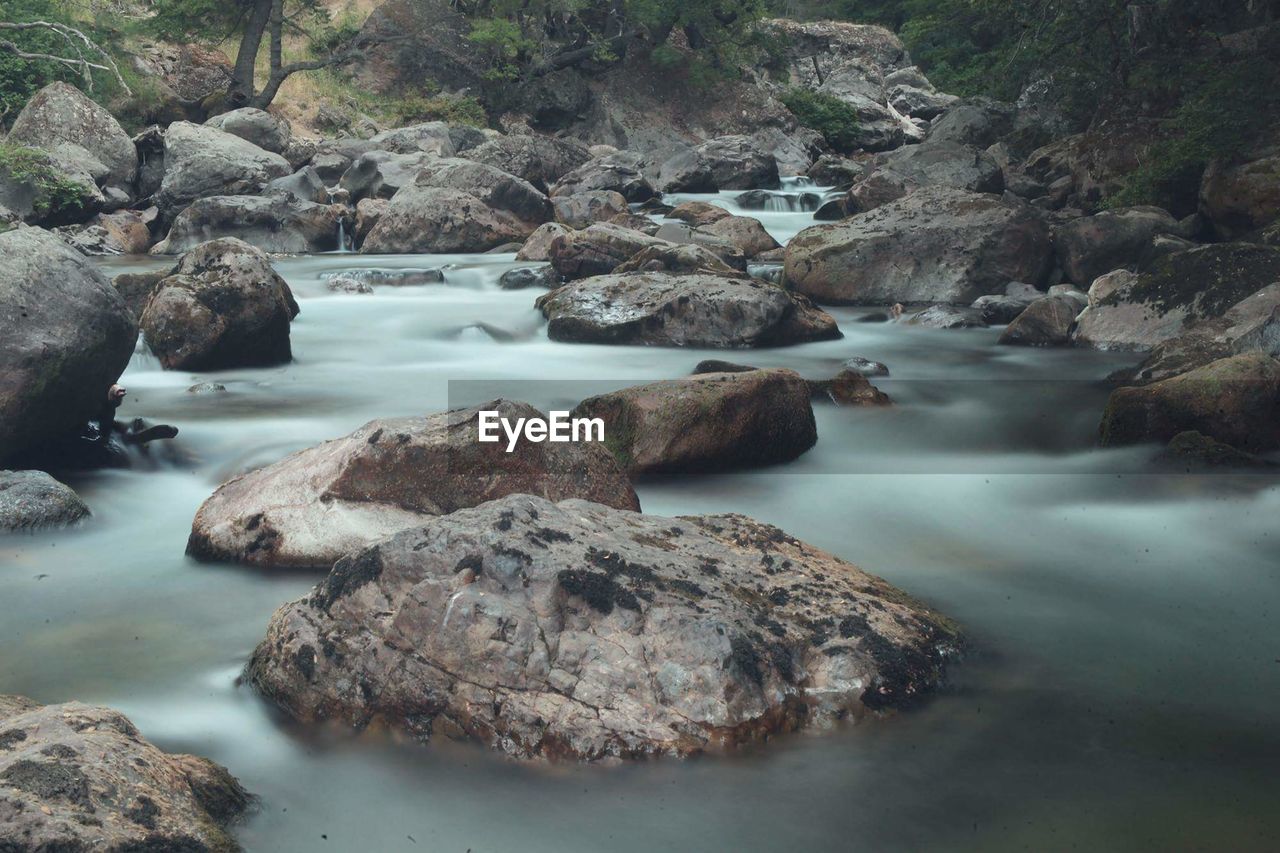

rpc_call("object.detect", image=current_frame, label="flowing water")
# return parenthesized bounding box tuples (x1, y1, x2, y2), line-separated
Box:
(3, 191, 1279, 852)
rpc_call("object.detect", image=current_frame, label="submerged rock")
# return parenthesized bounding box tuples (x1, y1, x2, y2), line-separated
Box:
(140, 238, 299, 370)
(536, 272, 840, 348)
(0, 470, 90, 532)
(245, 494, 962, 761)
(572, 369, 817, 475)
(188, 400, 639, 569)
(785, 187, 1051, 305)
(0, 228, 137, 463)
(0, 694, 248, 850)
(1155, 431, 1276, 470)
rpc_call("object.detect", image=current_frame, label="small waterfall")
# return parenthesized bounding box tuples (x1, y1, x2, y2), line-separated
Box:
(764, 194, 793, 212)
(780, 175, 816, 191)
(335, 217, 352, 253)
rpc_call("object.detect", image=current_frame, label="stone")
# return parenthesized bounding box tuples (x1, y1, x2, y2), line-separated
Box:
(572, 369, 817, 475)
(1054, 206, 1184, 286)
(906, 305, 986, 329)
(152, 194, 344, 254)
(204, 107, 292, 154)
(536, 272, 841, 348)
(188, 400, 639, 568)
(0, 470, 90, 532)
(462, 134, 592, 192)
(997, 295, 1081, 346)
(658, 135, 781, 192)
(7, 82, 137, 194)
(245, 493, 961, 760)
(547, 222, 670, 280)
(700, 215, 781, 258)
(550, 152, 655, 202)
(552, 190, 628, 229)
(517, 222, 574, 261)
(155, 122, 291, 221)
(139, 238, 298, 370)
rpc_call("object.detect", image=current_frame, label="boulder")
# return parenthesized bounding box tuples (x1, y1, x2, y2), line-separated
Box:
(925, 98, 1016, 149)
(785, 187, 1052, 305)
(361, 186, 533, 254)
(155, 122, 291, 221)
(613, 243, 738, 276)
(547, 222, 669, 280)
(572, 369, 817, 475)
(517, 222, 574, 261)
(536, 271, 840, 347)
(354, 197, 388, 246)
(188, 400, 639, 568)
(55, 209, 153, 255)
(997, 295, 1081, 346)
(463, 134, 592, 192)
(1099, 354, 1280, 451)
(852, 141, 1004, 208)
(338, 150, 436, 202)
(906, 305, 986, 329)
(666, 200, 731, 227)
(1199, 148, 1280, 240)
(550, 152, 656, 202)
(204, 107, 292, 154)
(658, 135, 781, 192)
(498, 266, 559, 290)
(366, 121, 457, 156)
(152, 194, 344, 254)
(0, 228, 136, 462)
(113, 270, 167, 320)
(700, 214, 780, 258)
(971, 283, 1042, 324)
(1072, 244, 1280, 351)
(415, 158, 552, 226)
(652, 222, 746, 269)
(139, 237, 298, 370)
(0, 694, 248, 850)
(264, 165, 329, 204)
(811, 369, 893, 406)
(806, 154, 862, 186)
(6, 82, 137, 194)
(245, 493, 962, 760)
(888, 83, 957, 121)
(0, 144, 104, 226)
(0, 470, 90, 532)
(1054, 206, 1184, 286)
(552, 190, 628, 229)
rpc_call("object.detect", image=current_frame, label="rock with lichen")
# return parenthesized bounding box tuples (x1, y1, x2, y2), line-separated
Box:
(246, 493, 962, 761)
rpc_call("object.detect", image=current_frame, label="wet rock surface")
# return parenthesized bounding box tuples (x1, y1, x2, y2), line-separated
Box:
(246, 494, 961, 761)
(0, 470, 90, 533)
(189, 400, 639, 569)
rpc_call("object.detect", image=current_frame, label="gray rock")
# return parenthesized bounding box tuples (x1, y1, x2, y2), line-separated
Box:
(367, 121, 457, 156)
(463, 134, 591, 192)
(361, 184, 536, 254)
(1054, 206, 1184, 286)
(786, 186, 1052, 305)
(188, 400, 639, 568)
(906, 305, 986, 329)
(926, 98, 1016, 148)
(550, 151, 656, 202)
(998, 295, 1081, 346)
(338, 150, 436, 202)
(499, 266, 559, 290)
(658, 135, 780, 192)
(517, 222, 574, 262)
(140, 238, 299, 370)
(0, 228, 137, 462)
(265, 165, 329, 204)
(204, 107, 292, 154)
(245, 493, 962, 760)
(842, 357, 890, 376)
(0, 695, 249, 850)
(536, 271, 841, 347)
(152, 194, 344, 254)
(0, 470, 90, 532)
(547, 222, 670, 280)
(155, 122, 291, 221)
(853, 141, 1004, 208)
(552, 190, 628, 229)
(7, 82, 137, 195)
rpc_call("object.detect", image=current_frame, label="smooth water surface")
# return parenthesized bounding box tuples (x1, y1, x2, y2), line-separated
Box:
(3, 192, 1278, 852)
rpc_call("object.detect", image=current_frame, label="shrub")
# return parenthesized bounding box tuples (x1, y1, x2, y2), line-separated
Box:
(780, 89, 862, 153)
(0, 142, 92, 219)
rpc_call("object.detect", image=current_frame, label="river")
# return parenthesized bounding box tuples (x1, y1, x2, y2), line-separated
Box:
(2, 187, 1278, 851)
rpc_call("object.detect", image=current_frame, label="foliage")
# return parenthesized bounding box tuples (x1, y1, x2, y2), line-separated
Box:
(0, 141, 90, 217)
(780, 88, 861, 152)
(0, 0, 84, 121)
(468, 17, 535, 82)
(381, 91, 488, 127)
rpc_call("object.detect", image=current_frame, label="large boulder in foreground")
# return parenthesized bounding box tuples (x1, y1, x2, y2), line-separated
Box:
(0, 228, 137, 462)
(1072, 244, 1280, 351)
(156, 122, 291, 221)
(152, 194, 344, 254)
(7, 82, 137, 195)
(572, 369, 817, 475)
(536, 272, 840, 347)
(188, 400, 639, 569)
(0, 694, 248, 851)
(246, 494, 962, 761)
(140, 238, 298, 370)
(1099, 354, 1280, 451)
(785, 187, 1052, 305)
(0, 470, 90, 532)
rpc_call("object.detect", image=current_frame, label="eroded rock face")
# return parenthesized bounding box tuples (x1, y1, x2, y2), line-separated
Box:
(785, 187, 1052, 305)
(572, 369, 816, 475)
(1099, 354, 1280, 451)
(0, 695, 248, 851)
(245, 494, 962, 761)
(7, 82, 137, 195)
(155, 122, 291, 221)
(536, 272, 841, 347)
(0, 470, 90, 532)
(152, 194, 344, 254)
(188, 400, 639, 569)
(0, 228, 137, 462)
(140, 237, 298, 370)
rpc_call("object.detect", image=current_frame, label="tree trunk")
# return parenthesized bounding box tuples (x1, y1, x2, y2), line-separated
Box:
(229, 0, 274, 107)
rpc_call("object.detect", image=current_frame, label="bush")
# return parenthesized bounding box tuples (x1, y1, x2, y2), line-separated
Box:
(0, 142, 93, 219)
(780, 89, 862, 153)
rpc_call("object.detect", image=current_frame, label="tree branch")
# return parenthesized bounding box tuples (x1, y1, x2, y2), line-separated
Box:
(0, 20, 130, 95)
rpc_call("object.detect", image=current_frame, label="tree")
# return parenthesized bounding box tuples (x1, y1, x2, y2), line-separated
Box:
(149, 0, 402, 110)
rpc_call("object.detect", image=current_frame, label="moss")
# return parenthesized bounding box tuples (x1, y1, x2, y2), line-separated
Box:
(1101, 244, 1280, 320)
(0, 142, 92, 220)
(780, 89, 863, 154)
(556, 569, 640, 614)
(313, 549, 384, 612)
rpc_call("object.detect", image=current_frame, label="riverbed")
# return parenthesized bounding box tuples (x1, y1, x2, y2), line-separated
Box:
(3, 191, 1278, 851)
